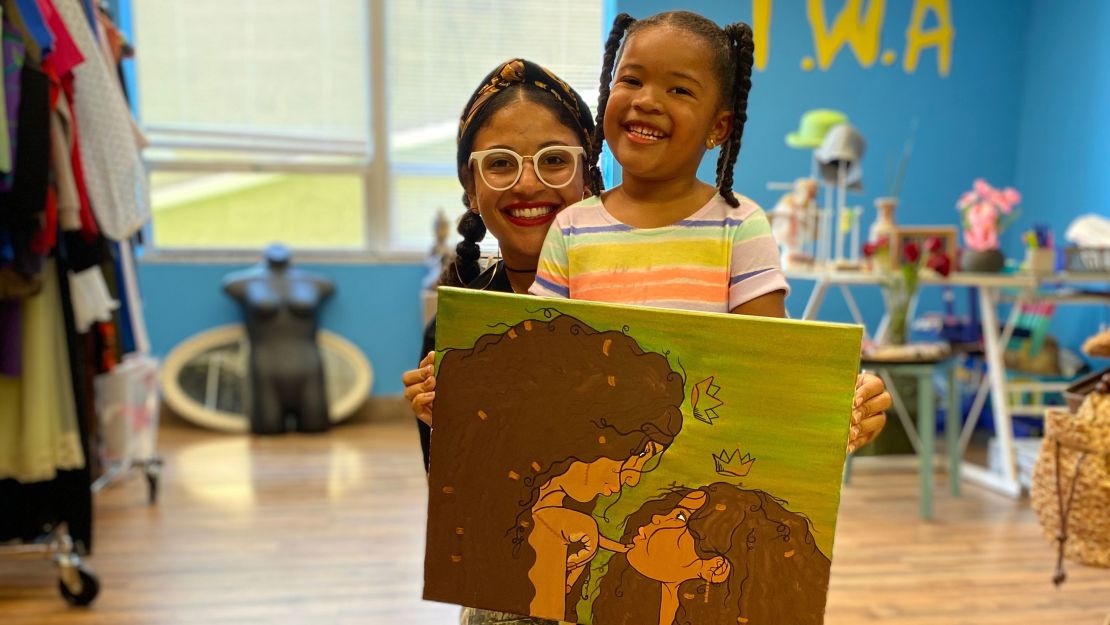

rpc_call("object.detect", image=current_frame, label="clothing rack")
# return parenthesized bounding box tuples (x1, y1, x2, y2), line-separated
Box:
(1, 0, 155, 606)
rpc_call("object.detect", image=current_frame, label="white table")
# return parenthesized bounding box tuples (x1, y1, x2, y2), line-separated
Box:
(787, 268, 1108, 497)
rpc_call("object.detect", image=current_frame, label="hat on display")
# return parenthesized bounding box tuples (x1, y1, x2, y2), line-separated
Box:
(786, 109, 849, 149)
(814, 123, 865, 190)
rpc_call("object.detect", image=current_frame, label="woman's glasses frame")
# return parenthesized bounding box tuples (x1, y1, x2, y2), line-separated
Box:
(468, 145, 585, 191)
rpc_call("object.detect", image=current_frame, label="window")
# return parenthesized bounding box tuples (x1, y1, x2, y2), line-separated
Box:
(130, 0, 602, 256)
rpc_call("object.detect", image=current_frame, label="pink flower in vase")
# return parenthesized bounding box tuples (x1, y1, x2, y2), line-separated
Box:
(957, 178, 1019, 252)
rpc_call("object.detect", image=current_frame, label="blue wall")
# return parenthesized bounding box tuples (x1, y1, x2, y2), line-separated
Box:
(139, 262, 427, 395)
(1012, 0, 1110, 349)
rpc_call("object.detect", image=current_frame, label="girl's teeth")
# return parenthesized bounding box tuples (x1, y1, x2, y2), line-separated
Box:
(629, 126, 664, 139)
(509, 206, 553, 219)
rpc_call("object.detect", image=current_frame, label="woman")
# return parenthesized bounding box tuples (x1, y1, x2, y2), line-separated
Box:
(408, 58, 602, 472)
(592, 483, 832, 625)
(424, 314, 684, 622)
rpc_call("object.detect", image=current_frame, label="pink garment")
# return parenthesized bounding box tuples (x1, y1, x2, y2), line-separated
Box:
(35, 0, 84, 76)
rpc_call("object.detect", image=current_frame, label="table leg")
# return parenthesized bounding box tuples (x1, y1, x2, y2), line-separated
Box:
(977, 286, 1019, 496)
(947, 360, 961, 497)
(917, 370, 935, 520)
(839, 284, 871, 342)
(802, 278, 830, 320)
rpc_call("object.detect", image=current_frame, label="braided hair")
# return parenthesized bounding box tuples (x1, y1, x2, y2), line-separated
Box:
(442, 60, 600, 288)
(594, 11, 756, 208)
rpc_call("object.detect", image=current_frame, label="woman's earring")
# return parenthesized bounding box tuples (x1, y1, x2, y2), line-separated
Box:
(706, 137, 716, 149)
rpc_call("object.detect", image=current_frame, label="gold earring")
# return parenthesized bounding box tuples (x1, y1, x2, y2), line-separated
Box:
(706, 138, 716, 149)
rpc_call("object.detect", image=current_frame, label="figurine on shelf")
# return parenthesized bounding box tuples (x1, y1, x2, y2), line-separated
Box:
(767, 178, 819, 269)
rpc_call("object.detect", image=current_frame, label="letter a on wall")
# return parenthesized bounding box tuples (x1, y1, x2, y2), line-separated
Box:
(424, 288, 862, 624)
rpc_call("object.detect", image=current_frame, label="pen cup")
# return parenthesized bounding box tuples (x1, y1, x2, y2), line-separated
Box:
(1025, 247, 1055, 275)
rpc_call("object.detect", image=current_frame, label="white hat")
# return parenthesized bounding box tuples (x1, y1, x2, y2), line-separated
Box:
(814, 123, 865, 191)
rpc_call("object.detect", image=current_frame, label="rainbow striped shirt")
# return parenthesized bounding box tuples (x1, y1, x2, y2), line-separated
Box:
(529, 193, 789, 313)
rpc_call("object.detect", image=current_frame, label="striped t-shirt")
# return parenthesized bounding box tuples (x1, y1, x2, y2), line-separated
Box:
(529, 193, 789, 313)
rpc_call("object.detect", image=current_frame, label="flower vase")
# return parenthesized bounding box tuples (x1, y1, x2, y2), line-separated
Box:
(869, 197, 898, 245)
(881, 284, 912, 345)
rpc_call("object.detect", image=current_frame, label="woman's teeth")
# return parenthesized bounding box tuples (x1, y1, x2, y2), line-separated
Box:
(508, 206, 554, 219)
(628, 125, 665, 140)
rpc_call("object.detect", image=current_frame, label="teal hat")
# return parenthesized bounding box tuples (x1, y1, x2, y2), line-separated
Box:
(786, 109, 849, 149)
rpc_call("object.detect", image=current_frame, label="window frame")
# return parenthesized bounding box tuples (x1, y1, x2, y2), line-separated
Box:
(126, 0, 607, 264)
(131, 0, 424, 263)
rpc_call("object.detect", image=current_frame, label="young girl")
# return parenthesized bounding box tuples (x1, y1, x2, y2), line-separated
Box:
(530, 10, 784, 316)
(529, 10, 887, 449)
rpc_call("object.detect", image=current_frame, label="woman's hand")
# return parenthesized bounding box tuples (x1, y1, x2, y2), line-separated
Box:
(848, 371, 891, 454)
(402, 351, 436, 426)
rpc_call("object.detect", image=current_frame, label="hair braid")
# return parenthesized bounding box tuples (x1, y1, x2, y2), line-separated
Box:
(593, 13, 636, 161)
(716, 23, 754, 208)
(440, 204, 487, 287)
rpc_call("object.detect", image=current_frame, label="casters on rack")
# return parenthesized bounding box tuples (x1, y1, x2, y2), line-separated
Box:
(53, 524, 99, 606)
(144, 457, 164, 505)
(57, 562, 100, 606)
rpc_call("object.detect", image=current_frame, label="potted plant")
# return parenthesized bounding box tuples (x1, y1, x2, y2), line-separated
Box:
(957, 178, 1021, 272)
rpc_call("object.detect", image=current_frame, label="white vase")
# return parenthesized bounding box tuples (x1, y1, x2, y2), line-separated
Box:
(869, 197, 898, 244)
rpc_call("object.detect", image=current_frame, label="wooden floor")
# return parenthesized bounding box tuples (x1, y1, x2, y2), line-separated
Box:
(1, 414, 1107, 625)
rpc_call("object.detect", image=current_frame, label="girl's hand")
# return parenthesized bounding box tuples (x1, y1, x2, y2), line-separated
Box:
(402, 351, 436, 426)
(848, 372, 891, 454)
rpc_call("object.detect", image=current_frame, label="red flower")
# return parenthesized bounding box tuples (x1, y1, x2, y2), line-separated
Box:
(927, 253, 952, 277)
(924, 236, 943, 253)
(903, 241, 921, 263)
(862, 237, 889, 258)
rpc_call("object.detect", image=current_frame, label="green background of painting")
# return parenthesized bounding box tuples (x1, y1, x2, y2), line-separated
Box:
(434, 287, 862, 623)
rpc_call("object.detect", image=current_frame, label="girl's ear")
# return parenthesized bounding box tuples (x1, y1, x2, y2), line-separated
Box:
(699, 556, 731, 583)
(710, 110, 733, 147)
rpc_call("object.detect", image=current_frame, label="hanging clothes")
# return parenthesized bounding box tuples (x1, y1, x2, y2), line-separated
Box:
(53, 0, 148, 241)
(9, 0, 53, 60)
(0, 259, 84, 483)
(1, 15, 26, 191)
(0, 6, 8, 176)
(0, 61, 49, 278)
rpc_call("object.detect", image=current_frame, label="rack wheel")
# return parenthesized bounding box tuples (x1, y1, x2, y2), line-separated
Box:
(58, 566, 99, 606)
(145, 458, 163, 505)
(146, 471, 159, 504)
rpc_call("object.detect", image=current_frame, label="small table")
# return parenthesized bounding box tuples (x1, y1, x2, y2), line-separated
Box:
(846, 356, 961, 519)
(790, 268, 1109, 497)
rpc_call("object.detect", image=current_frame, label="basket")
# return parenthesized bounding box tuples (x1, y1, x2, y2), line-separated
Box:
(1031, 390, 1110, 583)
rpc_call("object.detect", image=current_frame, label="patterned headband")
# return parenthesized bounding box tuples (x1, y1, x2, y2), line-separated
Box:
(457, 59, 593, 144)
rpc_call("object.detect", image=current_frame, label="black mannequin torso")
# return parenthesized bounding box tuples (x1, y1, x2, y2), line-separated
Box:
(222, 245, 335, 434)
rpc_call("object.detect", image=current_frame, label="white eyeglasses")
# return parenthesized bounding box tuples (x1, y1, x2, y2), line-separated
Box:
(468, 145, 586, 191)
